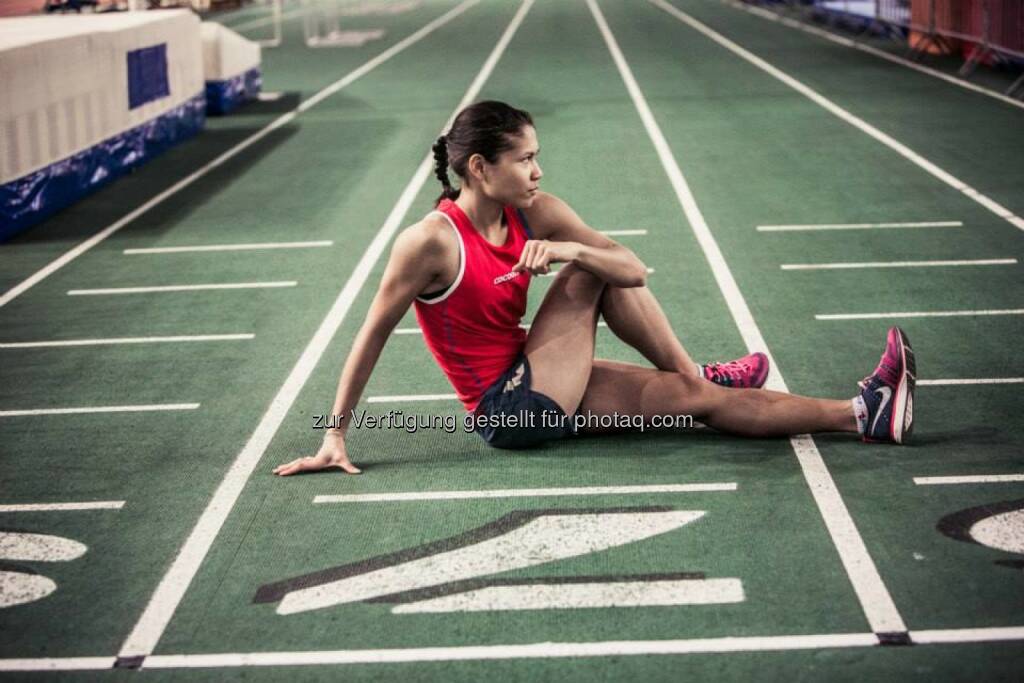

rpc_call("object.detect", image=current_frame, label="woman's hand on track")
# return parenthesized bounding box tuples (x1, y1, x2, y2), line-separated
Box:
(273, 431, 362, 476)
(513, 240, 580, 275)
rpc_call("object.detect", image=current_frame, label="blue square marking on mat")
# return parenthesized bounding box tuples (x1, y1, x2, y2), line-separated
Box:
(127, 44, 170, 109)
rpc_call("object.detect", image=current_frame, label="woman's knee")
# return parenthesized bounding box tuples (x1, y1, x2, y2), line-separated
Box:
(553, 263, 605, 298)
(663, 372, 721, 419)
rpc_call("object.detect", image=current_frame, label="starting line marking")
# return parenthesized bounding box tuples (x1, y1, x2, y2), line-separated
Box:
(781, 259, 1017, 270)
(123, 241, 332, 254)
(0, 501, 125, 513)
(914, 474, 1024, 486)
(8, 627, 1024, 671)
(816, 309, 1024, 320)
(314, 483, 737, 503)
(600, 229, 648, 236)
(0, 335, 254, 349)
(918, 378, 1024, 386)
(68, 282, 296, 296)
(757, 221, 962, 232)
(0, 404, 199, 417)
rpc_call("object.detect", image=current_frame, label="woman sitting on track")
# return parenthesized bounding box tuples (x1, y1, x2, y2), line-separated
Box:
(274, 101, 915, 476)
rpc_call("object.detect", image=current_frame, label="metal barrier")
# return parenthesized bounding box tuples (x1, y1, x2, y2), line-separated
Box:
(744, 0, 1024, 97)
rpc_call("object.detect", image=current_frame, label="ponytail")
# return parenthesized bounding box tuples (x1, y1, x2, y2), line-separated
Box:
(432, 135, 460, 205)
(430, 101, 534, 207)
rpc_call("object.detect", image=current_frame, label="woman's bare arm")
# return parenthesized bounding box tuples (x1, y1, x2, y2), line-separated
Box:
(519, 192, 647, 288)
(273, 217, 454, 476)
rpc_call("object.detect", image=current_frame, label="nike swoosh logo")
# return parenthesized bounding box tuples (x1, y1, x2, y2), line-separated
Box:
(870, 386, 892, 435)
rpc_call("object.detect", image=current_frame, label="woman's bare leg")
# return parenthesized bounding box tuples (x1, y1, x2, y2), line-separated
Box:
(599, 285, 699, 375)
(525, 264, 605, 413)
(578, 360, 856, 437)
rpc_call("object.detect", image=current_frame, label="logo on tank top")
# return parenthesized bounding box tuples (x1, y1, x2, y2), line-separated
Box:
(493, 270, 523, 286)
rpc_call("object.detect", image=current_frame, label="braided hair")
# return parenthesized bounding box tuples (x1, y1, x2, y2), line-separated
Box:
(432, 101, 534, 206)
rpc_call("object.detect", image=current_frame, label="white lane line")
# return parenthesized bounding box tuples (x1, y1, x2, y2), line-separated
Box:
(0, 501, 125, 513)
(124, 241, 332, 254)
(314, 483, 738, 503)
(0, 658, 116, 672)
(723, 0, 1024, 112)
(143, 634, 878, 669)
(0, 334, 254, 349)
(911, 626, 1024, 644)
(758, 221, 963, 232)
(918, 378, 1024, 386)
(758, 221, 962, 232)
(0, 404, 199, 417)
(600, 229, 648, 236)
(816, 309, 1024, 320)
(393, 321, 609, 334)
(914, 474, 1024, 485)
(366, 394, 457, 403)
(781, 259, 1016, 270)
(592, 0, 906, 634)
(0, 0, 480, 309)
(117, 0, 533, 659)
(67, 282, 296, 296)
(650, 0, 1024, 232)
(9, 625, 1024, 671)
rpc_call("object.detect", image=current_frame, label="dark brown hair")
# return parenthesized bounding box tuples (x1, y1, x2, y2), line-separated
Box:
(432, 100, 534, 205)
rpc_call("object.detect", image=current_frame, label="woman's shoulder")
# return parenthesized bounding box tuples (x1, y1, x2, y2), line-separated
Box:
(393, 212, 459, 261)
(521, 191, 581, 239)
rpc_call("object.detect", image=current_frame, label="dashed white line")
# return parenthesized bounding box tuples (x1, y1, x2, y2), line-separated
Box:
(0, 335, 254, 349)
(124, 241, 332, 254)
(781, 259, 1016, 270)
(0, 404, 199, 417)
(68, 283, 296, 295)
(314, 483, 738, 503)
(914, 474, 1024, 485)
(758, 221, 962, 232)
(816, 309, 1024, 320)
(0, 501, 126, 513)
(918, 378, 1024, 386)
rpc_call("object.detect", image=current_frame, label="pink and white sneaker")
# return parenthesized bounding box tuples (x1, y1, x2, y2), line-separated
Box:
(858, 327, 916, 444)
(701, 352, 770, 389)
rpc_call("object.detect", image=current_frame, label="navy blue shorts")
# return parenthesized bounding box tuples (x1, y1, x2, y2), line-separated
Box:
(472, 354, 576, 449)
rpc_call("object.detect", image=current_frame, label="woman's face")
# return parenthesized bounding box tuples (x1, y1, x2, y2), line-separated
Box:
(479, 125, 543, 208)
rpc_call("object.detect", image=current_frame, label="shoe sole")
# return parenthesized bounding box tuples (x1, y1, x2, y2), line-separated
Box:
(890, 327, 916, 444)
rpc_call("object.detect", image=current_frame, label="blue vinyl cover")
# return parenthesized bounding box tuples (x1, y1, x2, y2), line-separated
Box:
(127, 43, 171, 110)
(0, 93, 206, 241)
(205, 67, 262, 115)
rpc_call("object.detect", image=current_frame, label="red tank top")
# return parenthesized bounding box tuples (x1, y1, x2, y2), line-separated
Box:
(413, 199, 532, 412)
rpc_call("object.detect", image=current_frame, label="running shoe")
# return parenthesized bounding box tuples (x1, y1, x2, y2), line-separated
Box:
(859, 327, 916, 444)
(702, 352, 770, 389)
